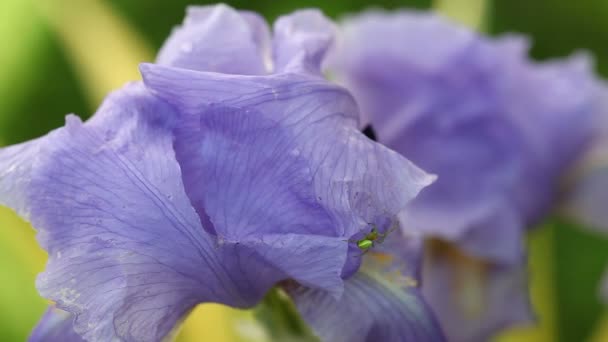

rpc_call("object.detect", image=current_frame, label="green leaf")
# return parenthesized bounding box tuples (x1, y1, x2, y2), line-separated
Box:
(554, 218, 608, 342)
(0, 207, 47, 341)
(490, 0, 608, 76)
(254, 288, 320, 342)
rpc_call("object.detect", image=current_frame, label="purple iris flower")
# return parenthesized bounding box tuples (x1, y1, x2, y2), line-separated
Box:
(331, 10, 606, 342)
(0, 5, 446, 342)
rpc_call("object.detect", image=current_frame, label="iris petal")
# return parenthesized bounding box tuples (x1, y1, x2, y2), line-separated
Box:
(141, 64, 434, 240)
(156, 4, 270, 74)
(332, 10, 603, 262)
(422, 241, 533, 342)
(0, 84, 279, 340)
(289, 270, 445, 342)
(0, 7, 440, 340)
(329, 12, 590, 339)
(142, 64, 434, 282)
(273, 10, 336, 75)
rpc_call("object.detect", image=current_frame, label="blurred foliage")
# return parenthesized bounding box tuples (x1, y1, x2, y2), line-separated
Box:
(491, 0, 608, 77)
(253, 288, 319, 342)
(0, 0, 88, 145)
(1, 0, 608, 341)
(554, 220, 608, 342)
(0, 207, 47, 341)
(176, 304, 268, 342)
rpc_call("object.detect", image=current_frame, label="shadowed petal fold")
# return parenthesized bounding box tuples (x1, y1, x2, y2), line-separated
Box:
(289, 270, 445, 342)
(141, 64, 434, 280)
(422, 241, 533, 342)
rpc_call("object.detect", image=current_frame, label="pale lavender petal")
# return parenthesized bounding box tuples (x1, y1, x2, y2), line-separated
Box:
(1, 8, 440, 341)
(370, 225, 425, 282)
(0, 83, 284, 341)
(29, 307, 83, 342)
(506, 54, 604, 225)
(156, 4, 270, 74)
(422, 241, 533, 342)
(273, 10, 336, 75)
(455, 207, 525, 264)
(332, 10, 604, 265)
(332, 11, 478, 127)
(334, 12, 529, 255)
(289, 270, 446, 342)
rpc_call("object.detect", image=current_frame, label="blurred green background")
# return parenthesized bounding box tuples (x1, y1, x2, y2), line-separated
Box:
(1, 0, 607, 341)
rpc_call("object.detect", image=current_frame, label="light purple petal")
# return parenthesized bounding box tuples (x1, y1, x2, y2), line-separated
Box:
(273, 10, 336, 75)
(455, 207, 525, 264)
(505, 54, 604, 226)
(156, 4, 270, 74)
(289, 269, 446, 342)
(0, 83, 286, 341)
(422, 241, 534, 342)
(331, 11, 478, 127)
(141, 64, 434, 280)
(370, 225, 425, 282)
(333, 11, 529, 254)
(29, 307, 83, 342)
(332, 10, 604, 265)
(1, 8, 440, 341)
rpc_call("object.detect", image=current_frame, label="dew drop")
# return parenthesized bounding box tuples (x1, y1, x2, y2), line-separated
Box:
(180, 42, 193, 53)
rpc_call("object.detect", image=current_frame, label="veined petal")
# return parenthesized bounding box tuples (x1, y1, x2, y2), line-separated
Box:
(141, 64, 434, 280)
(2, 7, 439, 341)
(156, 4, 270, 74)
(422, 240, 533, 342)
(273, 9, 336, 75)
(29, 307, 83, 342)
(0, 83, 278, 341)
(289, 270, 445, 342)
(333, 11, 529, 255)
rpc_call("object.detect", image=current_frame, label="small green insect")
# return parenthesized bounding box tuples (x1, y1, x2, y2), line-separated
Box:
(354, 224, 395, 251)
(357, 238, 374, 250)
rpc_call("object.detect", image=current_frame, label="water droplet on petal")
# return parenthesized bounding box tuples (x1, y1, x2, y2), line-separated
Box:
(180, 42, 193, 53)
